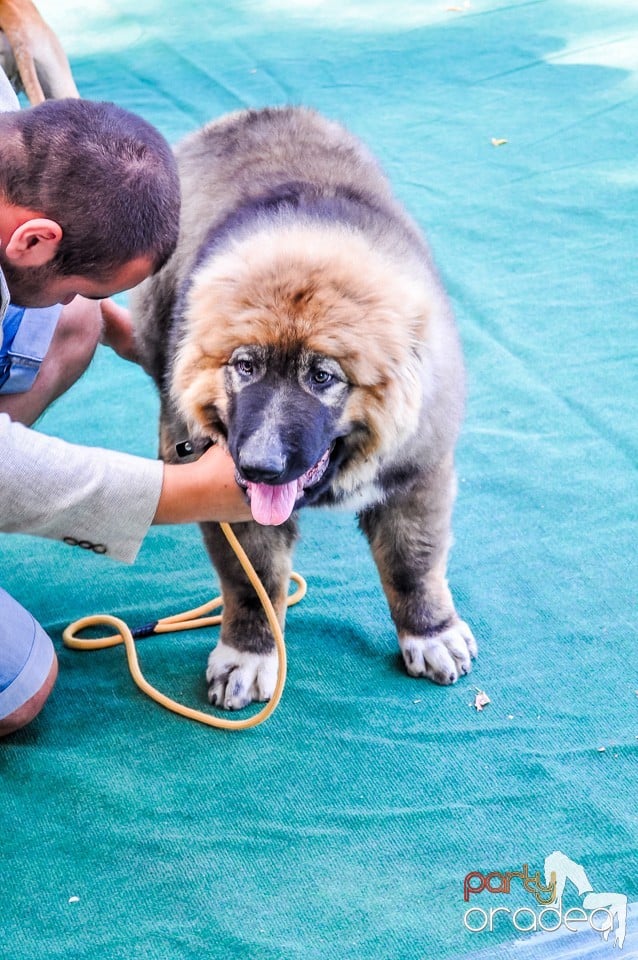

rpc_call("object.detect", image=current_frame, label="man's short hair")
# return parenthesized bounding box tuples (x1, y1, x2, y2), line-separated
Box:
(0, 98, 180, 277)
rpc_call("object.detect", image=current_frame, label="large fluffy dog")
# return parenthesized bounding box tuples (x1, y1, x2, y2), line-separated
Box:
(132, 106, 477, 710)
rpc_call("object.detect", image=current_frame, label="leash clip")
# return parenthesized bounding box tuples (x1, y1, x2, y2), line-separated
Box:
(175, 437, 214, 458)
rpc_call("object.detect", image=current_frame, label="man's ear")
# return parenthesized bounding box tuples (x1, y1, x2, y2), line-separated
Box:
(4, 218, 63, 266)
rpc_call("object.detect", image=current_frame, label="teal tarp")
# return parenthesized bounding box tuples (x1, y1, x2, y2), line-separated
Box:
(1, 1, 636, 957)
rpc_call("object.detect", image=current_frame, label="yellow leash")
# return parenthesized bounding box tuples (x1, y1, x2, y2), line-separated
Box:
(62, 522, 306, 730)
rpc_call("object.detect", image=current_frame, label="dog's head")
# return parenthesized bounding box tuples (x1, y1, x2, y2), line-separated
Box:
(172, 223, 436, 523)
(221, 343, 352, 523)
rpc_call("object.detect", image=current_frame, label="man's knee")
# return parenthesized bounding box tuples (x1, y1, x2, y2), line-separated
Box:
(0, 588, 58, 737)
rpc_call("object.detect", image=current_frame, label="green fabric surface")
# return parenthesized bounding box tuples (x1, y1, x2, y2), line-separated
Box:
(1, 1, 636, 957)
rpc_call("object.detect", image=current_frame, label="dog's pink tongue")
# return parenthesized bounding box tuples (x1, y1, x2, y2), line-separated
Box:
(248, 480, 298, 525)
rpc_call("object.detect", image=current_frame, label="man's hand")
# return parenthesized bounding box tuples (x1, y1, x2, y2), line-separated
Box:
(0, 0, 79, 104)
(154, 444, 254, 526)
(100, 298, 140, 364)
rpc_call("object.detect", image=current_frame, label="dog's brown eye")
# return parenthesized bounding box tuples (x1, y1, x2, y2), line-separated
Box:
(312, 369, 332, 385)
(236, 359, 254, 377)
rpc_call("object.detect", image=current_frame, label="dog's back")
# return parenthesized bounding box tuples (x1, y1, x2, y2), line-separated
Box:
(176, 106, 418, 271)
(133, 107, 433, 385)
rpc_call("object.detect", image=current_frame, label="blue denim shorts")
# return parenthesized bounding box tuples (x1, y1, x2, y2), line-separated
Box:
(0, 273, 62, 395)
(0, 587, 55, 720)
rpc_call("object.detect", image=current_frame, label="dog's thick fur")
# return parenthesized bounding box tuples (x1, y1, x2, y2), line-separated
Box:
(132, 106, 477, 710)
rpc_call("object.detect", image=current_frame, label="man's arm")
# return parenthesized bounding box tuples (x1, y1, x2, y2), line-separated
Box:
(0, 413, 251, 563)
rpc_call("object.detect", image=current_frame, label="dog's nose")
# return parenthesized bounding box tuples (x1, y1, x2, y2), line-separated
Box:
(238, 449, 287, 484)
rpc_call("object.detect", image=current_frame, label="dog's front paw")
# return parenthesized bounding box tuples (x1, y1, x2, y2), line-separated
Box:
(399, 620, 477, 685)
(206, 641, 278, 710)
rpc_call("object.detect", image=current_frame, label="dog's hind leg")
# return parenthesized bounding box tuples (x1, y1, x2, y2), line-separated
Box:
(358, 454, 477, 685)
(199, 519, 297, 709)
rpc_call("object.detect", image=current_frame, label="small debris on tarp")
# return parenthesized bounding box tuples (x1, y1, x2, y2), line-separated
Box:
(473, 689, 491, 711)
(491, 138, 508, 147)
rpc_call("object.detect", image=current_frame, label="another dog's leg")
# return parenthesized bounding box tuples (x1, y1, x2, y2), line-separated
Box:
(359, 453, 477, 685)
(0, 0, 80, 104)
(200, 520, 297, 709)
